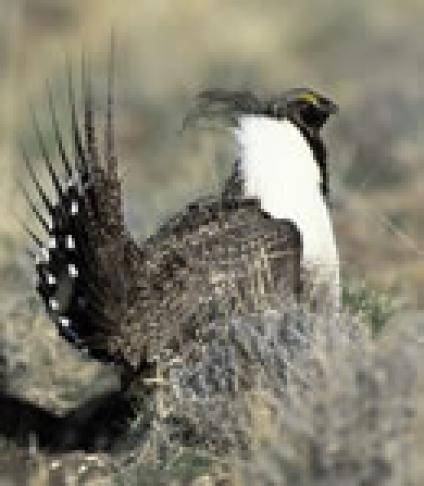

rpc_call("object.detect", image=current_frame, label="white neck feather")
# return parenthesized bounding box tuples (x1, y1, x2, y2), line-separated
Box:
(235, 115, 340, 309)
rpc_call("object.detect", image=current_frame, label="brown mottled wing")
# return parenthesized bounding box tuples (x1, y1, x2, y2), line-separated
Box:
(115, 197, 302, 368)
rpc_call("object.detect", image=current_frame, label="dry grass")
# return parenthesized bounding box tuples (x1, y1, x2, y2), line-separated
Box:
(233, 311, 419, 485)
(1, 0, 424, 484)
(109, 303, 424, 486)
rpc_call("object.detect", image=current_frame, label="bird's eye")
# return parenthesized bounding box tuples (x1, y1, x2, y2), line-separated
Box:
(299, 102, 319, 125)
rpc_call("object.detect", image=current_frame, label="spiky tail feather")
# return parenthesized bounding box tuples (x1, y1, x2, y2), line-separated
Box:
(21, 43, 140, 366)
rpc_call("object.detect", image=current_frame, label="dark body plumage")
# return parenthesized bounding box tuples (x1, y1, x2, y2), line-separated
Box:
(23, 64, 310, 373)
(118, 197, 301, 368)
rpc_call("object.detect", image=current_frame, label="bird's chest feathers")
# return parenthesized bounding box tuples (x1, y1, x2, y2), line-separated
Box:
(236, 116, 321, 216)
(235, 116, 338, 267)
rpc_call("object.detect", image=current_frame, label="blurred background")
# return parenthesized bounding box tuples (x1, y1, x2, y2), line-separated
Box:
(0, 0, 423, 433)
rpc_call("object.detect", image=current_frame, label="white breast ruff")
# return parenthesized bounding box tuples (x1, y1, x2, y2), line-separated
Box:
(235, 115, 340, 309)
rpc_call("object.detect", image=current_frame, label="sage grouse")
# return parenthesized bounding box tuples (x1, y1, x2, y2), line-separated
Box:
(23, 61, 339, 372)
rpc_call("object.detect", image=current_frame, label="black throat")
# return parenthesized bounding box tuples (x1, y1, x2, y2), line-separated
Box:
(292, 122, 329, 200)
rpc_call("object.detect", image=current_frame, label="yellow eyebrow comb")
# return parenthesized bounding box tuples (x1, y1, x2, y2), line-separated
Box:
(298, 92, 319, 105)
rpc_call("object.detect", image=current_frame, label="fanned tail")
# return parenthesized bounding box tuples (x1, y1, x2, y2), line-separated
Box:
(21, 46, 138, 365)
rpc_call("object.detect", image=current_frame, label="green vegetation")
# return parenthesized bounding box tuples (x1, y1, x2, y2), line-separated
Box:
(342, 279, 404, 336)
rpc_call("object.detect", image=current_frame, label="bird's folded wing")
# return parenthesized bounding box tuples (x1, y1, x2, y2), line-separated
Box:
(116, 197, 302, 368)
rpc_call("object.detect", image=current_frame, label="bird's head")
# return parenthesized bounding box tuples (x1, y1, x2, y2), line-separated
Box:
(184, 87, 338, 136)
(266, 88, 338, 137)
(184, 87, 338, 200)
